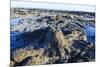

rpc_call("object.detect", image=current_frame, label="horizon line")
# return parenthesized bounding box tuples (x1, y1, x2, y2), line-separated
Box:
(11, 0, 96, 12)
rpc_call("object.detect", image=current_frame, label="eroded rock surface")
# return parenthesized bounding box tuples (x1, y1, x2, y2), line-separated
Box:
(10, 8, 95, 66)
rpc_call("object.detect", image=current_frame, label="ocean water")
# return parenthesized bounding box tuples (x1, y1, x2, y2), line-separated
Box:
(10, 16, 41, 25)
(84, 25, 95, 44)
(84, 25, 95, 37)
(10, 18, 21, 25)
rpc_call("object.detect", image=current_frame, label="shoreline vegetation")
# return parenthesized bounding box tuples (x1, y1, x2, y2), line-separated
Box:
(10, 8, 95, 66)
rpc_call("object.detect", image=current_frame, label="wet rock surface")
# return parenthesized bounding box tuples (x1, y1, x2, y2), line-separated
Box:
(10, 8, 95, 66)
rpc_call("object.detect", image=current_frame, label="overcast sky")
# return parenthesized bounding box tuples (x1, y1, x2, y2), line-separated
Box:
(11, 0, 95, 12)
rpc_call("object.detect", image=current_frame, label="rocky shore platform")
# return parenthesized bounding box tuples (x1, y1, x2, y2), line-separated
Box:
(10, 8, 95, 66)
